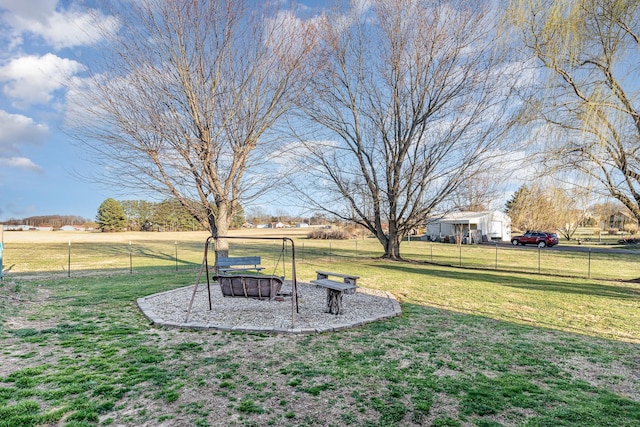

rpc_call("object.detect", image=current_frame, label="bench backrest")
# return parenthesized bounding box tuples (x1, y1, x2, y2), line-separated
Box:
(217, 256, 261, 267)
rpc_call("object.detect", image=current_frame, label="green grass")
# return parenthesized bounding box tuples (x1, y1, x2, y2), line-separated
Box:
(0, 234, 639, 425)
(4, 232, 640, 281)
(3, 240, 204, 274)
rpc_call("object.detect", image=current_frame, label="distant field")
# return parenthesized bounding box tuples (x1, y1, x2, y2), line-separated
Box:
(4, 228, 640, 282)
(1, 228, 310, 244)
(1, 229, 316, 276)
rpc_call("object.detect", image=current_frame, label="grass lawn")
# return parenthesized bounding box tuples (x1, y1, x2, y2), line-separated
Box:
(0, 231, 639, 426)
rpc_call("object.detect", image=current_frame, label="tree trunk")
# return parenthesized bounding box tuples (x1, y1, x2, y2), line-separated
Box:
(213, 201, 230, 258)
(383, 238, 402, 260)
(382, 221, 403, 260)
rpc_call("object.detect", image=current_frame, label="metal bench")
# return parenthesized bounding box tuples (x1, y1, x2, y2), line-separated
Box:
(216, 256, 264, 273)
(310, 271, 359, 315)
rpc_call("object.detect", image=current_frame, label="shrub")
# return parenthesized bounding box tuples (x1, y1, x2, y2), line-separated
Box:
(307, 228, 352, 240)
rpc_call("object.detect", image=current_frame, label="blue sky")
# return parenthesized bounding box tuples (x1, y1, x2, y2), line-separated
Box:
(0, 0, 121, 221)
(0, 0, 317, 224)
(0, 0, 527, 223)
(0, 0, 329, 222)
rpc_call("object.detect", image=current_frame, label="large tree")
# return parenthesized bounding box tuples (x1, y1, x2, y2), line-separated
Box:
(96, 198, 127, 232)
(291, 0, 520, 259)
(68, 0, 315, 243)
(120, 200, 156, 231)
(509, 0, 640, 222)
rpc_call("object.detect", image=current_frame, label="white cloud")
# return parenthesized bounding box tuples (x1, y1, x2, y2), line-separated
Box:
(0, 110, 49, 149)
(17, 9, 118, 50)
(0, 53, 85, 106)
(0, 110, 48, 172)
(0, 156, 42, 172)
(0, 0, 118, 49)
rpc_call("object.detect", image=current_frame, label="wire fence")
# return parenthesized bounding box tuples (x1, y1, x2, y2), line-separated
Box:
(2, 236, 640, 282)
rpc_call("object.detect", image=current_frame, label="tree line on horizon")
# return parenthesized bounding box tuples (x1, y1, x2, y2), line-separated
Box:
(96, 198, 246, 232)
(1, 215, 92, 228)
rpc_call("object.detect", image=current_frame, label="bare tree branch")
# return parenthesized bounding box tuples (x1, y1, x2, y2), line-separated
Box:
(290, 0, 520, 259)
(67, 0, 316, 239)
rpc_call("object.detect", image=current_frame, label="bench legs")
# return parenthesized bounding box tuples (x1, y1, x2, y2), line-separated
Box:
(325, 289, 344, 315)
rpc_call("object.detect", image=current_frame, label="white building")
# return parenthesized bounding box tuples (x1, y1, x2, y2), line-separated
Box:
(424, 211, 511, 243)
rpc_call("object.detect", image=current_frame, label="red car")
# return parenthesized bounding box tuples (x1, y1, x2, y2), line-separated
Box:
(511, 232, 559, 248)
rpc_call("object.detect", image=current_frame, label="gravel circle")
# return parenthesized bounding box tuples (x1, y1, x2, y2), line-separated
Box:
(138, 281, 401, 333)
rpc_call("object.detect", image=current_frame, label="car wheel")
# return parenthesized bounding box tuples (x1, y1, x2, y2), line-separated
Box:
(537, 241, 546, 248)
(512, 239, 519, 246)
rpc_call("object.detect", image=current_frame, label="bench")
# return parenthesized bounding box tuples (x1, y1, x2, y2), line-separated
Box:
(310, 271, 359, 315)
(216, 256, 264, 273)
(314, 271, 359, 292)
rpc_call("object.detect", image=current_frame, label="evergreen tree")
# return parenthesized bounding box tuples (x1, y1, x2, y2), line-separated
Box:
(230, 205, 245, 229)
(152, 199, 201, 232)
(120, 200, 156, 231)
(96, 198, 127, 232)
(505, 185, 530, 231)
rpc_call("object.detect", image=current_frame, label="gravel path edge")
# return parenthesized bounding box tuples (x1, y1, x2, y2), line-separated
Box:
(137, 282, 402, 334)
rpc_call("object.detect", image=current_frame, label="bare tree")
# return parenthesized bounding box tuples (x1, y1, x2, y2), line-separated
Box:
(554, 187, 588, 240)
(67, 0, 315, 242)
(290, 0, 520, 259)
(450, 170, 511, 212)
(506, 182, 587, 238)
(509, 0, 640, 222)
(505, 184, 558, 232)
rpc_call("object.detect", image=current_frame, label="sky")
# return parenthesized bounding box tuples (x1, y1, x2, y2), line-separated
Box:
(0, 0, 121, 221)
(0, 0, 529, 223)
(0, 0, 330, 223)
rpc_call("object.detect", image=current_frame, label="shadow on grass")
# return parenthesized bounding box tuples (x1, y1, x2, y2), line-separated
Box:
(65, 242, 202, 269)
(374, 262, 640, 300)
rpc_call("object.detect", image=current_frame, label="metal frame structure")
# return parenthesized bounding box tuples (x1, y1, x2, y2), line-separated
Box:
(185, 235, 299, 327)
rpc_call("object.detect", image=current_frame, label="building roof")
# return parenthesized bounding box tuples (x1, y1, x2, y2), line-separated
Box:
(427, 211, 507, 224)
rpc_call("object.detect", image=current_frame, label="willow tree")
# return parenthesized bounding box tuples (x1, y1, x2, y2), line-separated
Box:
(509, 0, 640, 221)
(291, 0, 520, 259)
(68, 0, 315, 241)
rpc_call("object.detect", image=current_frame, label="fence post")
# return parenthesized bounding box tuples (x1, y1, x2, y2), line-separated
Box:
(174, 241, 178, 271)
(495, 242, 498, 269)
(588, 248, 591, 278)
(68, 241, 71, 278)
(538, 246, 541, 274)
(329, 241, 332, 262)
(355, 240, 358, 257)
(459, 243, 462, 266)
(0, 225, 3, 280)
(129, 241, 133, 274)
